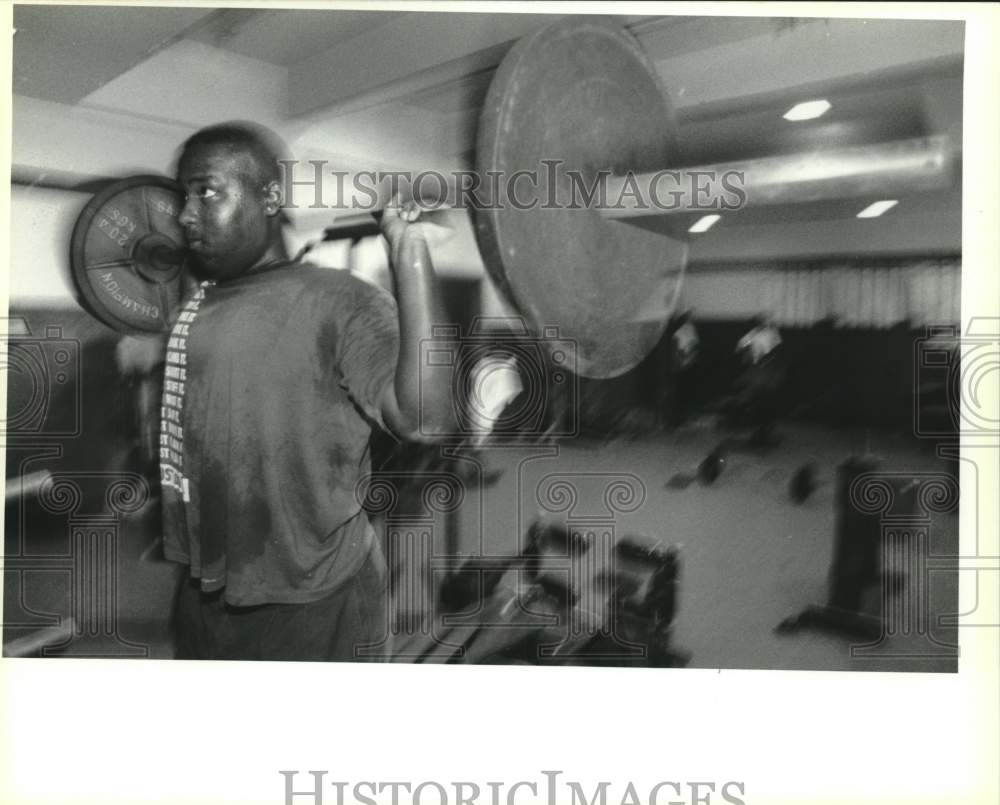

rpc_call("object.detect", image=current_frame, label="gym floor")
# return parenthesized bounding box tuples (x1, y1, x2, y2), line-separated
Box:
(5, 417, 959, 672)
(448, 420, 958, 673)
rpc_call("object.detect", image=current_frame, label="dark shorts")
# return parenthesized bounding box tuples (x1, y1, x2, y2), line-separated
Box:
(173, 546, 389, 662)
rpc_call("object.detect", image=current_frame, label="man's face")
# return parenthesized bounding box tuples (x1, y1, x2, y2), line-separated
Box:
(177, 143, 273, 281)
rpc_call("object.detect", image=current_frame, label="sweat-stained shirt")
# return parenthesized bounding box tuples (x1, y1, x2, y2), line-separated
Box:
(159, 261, 399, 606)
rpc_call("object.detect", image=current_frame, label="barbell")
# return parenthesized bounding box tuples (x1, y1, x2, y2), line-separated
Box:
(68, 16, 957, 378)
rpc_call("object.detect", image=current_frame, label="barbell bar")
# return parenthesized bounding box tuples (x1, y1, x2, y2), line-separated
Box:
(312, 133, 954, 238)
(600, 135, 955, 219)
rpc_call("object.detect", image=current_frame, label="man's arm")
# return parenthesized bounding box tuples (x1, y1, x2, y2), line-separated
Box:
(378, 201, 457, 441)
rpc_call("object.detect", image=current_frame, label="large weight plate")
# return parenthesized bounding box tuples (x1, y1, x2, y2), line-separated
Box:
(70, 175, 188, 334)
(475, 17, 687, 379)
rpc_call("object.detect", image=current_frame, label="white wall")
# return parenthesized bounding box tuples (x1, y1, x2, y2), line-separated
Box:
(688, 201, 962, 264)
(13, 95, 194, 182)
(9, 185, 92, 307)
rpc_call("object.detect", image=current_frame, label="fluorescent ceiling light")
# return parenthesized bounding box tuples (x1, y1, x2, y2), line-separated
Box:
(856, 200, 899, 218)
(688, 214, 721, 233)
(783, 99, 832, 121)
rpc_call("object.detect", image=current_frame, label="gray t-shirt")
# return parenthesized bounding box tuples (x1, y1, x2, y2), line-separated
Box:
(160, 262, 398, 606)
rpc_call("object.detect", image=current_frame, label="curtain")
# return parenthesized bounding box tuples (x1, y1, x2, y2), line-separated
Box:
(682, 257, 960, 328)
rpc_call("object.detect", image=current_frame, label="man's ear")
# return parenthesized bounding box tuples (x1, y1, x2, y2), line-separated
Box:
(263, 180, 283, 217)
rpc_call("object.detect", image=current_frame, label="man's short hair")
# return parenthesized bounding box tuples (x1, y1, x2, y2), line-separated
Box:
(179, 121, 290, 188)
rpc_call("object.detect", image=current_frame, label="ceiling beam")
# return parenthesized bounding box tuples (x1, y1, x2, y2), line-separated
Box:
(643, 17, 964, 111)
(12, 4, 215, 105)
(288, 12, 566, 118)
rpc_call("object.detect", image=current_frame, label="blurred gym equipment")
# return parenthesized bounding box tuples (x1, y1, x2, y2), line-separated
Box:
(408, 519, 689, 666)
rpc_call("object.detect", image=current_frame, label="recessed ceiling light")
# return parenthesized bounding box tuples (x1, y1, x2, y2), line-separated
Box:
(783, 99, 832, 122)
(688, 214, 721, 233)
(856, 200, 899, 218)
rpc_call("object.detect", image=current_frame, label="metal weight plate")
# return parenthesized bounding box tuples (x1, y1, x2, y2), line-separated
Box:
(475, 17, 688, 379)
(69, 175, 188, 334)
